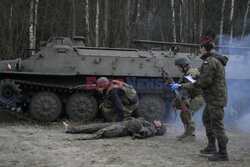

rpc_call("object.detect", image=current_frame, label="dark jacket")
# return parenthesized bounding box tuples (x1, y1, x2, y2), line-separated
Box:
(194, 52, 228, 107)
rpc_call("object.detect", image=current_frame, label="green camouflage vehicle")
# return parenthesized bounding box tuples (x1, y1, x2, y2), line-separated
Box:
(0, 37, 247, 122)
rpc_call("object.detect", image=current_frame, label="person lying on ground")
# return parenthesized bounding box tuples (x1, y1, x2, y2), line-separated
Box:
(63, 117, 166, 140)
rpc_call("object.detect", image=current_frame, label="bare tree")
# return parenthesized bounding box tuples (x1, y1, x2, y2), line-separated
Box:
(144, 1, 152, 40)
(242, 0, 250, 40)
(199, 0, 205, 38)
(103, 0, 109, 47)
(85, 0, 90, 46)
(187, 0, 193, 42)
(29, 0, 39, 55)
(29, 0, 34, 55)
(34, 0, 39, 44)
(192, 0, 198, 42)
(135, 0, 141, 37)
(95, 0, 100, 47)
(170, 0, 176, 42)
(219, 0, 226, 45)
(1, 0, 250, 56)
(124, 0, 131, 47)
(72, 0, 76, 36)
(8, 0, 14, 58)
(182, 0, 190, 43)
(179, 0, 184, 42)
(229, 0, 235, 45)
(40, 0, 49, 41)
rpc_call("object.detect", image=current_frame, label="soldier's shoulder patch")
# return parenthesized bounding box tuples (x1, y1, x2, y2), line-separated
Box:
(203, 61, 208, 64)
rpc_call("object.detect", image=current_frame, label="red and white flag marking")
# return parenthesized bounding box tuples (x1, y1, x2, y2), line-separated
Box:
(8, 62, 11, 71)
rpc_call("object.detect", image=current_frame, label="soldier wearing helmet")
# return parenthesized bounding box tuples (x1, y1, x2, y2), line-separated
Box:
(63, 117, 166, 140)
(96, 77, 139, 122)
(168, 55, 205, 140)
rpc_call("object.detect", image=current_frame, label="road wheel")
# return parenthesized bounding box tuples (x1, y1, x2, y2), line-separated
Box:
(66, 93, 98, 122)
(29, 91, 62, 122)
(0, 79, 22, 106)
(138, 94, 166, 122)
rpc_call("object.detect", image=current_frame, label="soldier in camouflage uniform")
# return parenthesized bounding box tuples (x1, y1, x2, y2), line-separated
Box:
(96, 77, 139, 122)
(63, 117, 166, 140)
(169, 56, 205, 140)
(194, 37, 229, 161)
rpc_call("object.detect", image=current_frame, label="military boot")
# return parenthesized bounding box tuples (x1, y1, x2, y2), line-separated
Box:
(208, 149, 229, 161)
(200, 140, 217, 154)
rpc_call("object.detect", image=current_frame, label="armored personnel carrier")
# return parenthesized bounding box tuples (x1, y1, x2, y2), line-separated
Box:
(0, 36, 247, 122)
(0, 36, 202, 122)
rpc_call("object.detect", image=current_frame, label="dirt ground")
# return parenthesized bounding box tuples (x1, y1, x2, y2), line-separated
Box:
(0, 113, 250, 167)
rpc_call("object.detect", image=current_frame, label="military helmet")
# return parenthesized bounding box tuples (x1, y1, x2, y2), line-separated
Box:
(175, 56, 191, 66)
(96, 77, 109, 87)
(155, 121, 167, 136)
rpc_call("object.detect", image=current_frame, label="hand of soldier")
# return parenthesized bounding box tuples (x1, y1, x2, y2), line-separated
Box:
(189, 73, 196, 79)
(132, 132, 146, 139)
(170, 83, 180, 91)
(132, 133, 142, 140)
(164, 83, 170, 87)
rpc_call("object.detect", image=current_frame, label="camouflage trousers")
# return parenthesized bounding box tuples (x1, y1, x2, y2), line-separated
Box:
(202, 105, 228, 149)
(66, 122, 129, 140)
(180, 95, 205, 135)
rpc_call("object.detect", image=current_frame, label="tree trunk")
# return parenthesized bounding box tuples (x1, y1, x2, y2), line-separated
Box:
(124, 0, 131, 48)
(171, 0, 177, 42)
(229, 0, 235, 45)
(72, 0, 76, 36)
(242, 0, 250, 40)
(103, 0, 109, 47)
(184, 0, 189, 43)
(219, 0, 226, 45)
(29, 0, 35, 56)
(40, 0, 49, 41)
(135, 0, 141, 39)
(199, 0, 205, 38)
(34, 0, 39, 49)
(159, 20, 164, 41)
(193, 0, 197, 43)
(188, 0, 193, 43)
(95, 0, 100, 47)
(9, 0, 14, 58)
(85, 0, 90, 46)
(29, 0, 39, 56)
(180, 0, 183, 43)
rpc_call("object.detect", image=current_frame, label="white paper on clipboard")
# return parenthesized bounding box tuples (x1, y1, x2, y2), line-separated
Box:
(184, 75, 197, 83)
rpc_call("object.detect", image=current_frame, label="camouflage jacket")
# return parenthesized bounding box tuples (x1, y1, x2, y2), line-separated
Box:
(179, 66, 203, 99)
(103, 81, 138, 109)
(194, 52, 228, 107)
(122, 117, 157, 139)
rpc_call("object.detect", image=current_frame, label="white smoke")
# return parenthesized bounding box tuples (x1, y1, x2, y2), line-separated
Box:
(216, 34, 250, 133)
(165, 34, 250, 133)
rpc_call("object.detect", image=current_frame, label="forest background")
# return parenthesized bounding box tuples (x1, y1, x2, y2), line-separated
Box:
(0, 0, 249, 60)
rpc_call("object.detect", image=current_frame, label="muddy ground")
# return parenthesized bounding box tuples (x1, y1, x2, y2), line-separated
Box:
(0, 111, 250, 167)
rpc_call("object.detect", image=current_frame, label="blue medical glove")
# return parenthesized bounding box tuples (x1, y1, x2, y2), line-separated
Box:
(170, 83, 180, 91)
